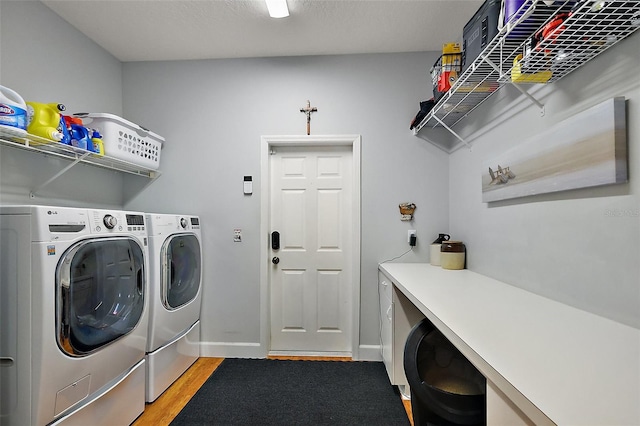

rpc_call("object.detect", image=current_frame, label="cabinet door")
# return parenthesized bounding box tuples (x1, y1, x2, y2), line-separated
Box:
(378, 271, 394, 381)
(378, 270, 393, 301)
(380, 296, 393, 380)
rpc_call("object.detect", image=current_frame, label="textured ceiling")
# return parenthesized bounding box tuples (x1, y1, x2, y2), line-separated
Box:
(41, 0, 484, 62)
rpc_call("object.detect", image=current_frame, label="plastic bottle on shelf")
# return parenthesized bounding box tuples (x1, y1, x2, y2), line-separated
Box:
(0, 85, 28, 136)
(63, 116, 91, 150)
(26, 102, 66, 142)
(58, 115, 71, 145)
(90, 129, 104, 156)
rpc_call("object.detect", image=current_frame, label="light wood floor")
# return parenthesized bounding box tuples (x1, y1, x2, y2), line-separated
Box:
(132, 356, 413, 426)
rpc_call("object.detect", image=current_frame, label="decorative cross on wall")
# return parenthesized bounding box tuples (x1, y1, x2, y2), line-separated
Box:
(300, 100, 317, 135)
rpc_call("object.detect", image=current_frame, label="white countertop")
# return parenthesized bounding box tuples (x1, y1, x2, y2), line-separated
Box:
(379, 263, 640, 426)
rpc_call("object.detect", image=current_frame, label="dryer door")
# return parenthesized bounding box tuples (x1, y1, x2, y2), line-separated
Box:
(161, 233, 201, 310)
(57, 237, 145, 356)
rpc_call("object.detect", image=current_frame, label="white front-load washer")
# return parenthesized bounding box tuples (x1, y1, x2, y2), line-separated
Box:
(145, 213, 202, 402)
(0, 205, 149, 426)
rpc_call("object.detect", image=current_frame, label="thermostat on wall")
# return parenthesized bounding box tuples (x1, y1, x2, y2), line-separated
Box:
(244, 176, 252, 195)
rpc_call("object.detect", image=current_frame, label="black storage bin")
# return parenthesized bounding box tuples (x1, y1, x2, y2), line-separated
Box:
(404, 318, 486, 425)
(462, 0, 501, 71)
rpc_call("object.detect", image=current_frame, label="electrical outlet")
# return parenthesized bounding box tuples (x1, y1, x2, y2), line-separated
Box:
(234, 228, 242, 242)
(408, 230, 416, 244)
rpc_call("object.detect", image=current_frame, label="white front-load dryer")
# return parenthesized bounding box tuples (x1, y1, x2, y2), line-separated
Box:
(145, 213, 202, 402)
(0, 205, 149, 426)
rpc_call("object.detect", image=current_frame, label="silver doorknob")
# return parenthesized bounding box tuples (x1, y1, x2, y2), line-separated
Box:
(272, 257, 280, 265)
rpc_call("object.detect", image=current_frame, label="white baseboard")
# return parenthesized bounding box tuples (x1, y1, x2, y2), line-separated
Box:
(199, 341, 266, 358)
(199, 342, 383, 361)
(357, 344, 382, 361)
(268, 350, 352, 358)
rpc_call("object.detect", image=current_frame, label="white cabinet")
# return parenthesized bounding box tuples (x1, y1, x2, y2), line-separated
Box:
(379, 262, 640, 425)
(380, 265, 535, 423)
(378, 268, 424, 397)
(378, 271, 393, 378)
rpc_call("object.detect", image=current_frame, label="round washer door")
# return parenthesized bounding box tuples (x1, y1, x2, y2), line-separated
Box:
(161, 233, 201, 310)
(56, 237, 145, 356)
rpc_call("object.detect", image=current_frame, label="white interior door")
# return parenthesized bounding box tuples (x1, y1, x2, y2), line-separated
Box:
(269, 145, 353, 353)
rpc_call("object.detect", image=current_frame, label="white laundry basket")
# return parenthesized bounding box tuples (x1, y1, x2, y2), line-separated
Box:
(76, 113, 164, 169)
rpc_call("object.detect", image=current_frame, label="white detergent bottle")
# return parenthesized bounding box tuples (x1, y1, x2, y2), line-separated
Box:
(0, 85, 28, 136)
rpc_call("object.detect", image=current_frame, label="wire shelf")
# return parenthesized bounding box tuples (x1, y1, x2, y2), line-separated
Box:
(413, 0, 640, 146)
(0, 128, 160, 179)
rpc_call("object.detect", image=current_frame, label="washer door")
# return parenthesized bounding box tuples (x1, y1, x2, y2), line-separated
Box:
(57, 237, 145, 356)
(161, 233, 201, 310)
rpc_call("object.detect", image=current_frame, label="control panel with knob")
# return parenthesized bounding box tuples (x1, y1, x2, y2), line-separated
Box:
(89, 210, 146, 235)
(103, 214, 118, 229)
(180, 217, 188, 229)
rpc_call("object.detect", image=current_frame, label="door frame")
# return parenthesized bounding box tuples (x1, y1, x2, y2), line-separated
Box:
(260, 135, 361, 359)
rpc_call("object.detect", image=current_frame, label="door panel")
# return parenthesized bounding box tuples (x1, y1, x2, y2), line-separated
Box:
(317, 270, 340, 330)
(270, 145, 352, 353)
(281, 270, 305, 330)
(318, 190, 341, 249)
(281, 190, 305, 249)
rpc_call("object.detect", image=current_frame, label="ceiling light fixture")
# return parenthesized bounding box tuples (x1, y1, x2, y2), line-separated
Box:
(265, 0, 289, 18)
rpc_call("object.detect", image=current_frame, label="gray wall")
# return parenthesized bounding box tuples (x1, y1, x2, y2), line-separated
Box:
(446, 32, 640, 328)
(0, 0, 124, 207)
(0, 1, 450, 357)
(120, 54, 450, 354)
(1, 0, 637, 357)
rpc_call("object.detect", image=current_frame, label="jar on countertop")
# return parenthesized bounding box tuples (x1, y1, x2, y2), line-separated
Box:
(429, 233, 450, 266)
(440, 241, 466, 270)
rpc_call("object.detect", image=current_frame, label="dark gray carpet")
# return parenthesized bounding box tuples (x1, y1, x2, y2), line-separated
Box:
(170, 358, 411, 425)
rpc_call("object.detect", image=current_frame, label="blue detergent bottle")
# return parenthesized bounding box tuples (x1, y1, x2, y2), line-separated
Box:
(58, 115, 71, 145)
(64, 115, 91, 150)
(70, 124, 91, 150)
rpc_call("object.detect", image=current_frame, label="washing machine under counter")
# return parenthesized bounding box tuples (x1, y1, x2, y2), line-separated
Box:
(0, 205, 150, 426)
(145, 213, 202, 403)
